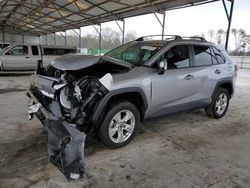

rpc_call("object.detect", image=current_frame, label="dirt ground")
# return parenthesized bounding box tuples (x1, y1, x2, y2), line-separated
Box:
(0, 70, 250, 188)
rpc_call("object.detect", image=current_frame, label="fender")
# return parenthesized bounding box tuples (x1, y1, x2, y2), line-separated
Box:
(212, 78, 234, 98)
(91, 87, 149, 128)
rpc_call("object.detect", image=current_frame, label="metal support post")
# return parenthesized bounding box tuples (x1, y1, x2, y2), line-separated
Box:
(99, 25, 102, 54)
(154, 10, 166, 39)
(2, 32, 5, 44)
(79, 28, 82, 51)
(115, 19, 125, 44)
(222, 0, 235, 51)
(162, 13, 166, 40)
(65, 31, 67, 46)
(54, 33, 56, 45)
(73, 28, 82, 52)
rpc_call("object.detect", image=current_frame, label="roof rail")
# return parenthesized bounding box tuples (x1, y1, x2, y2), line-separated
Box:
(135, 35, 181, 41)
(134, 35, 207, 42)
(180, 36, 207, 42)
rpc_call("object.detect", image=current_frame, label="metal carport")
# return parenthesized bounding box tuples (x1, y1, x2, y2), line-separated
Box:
(0, 0, 234, 51)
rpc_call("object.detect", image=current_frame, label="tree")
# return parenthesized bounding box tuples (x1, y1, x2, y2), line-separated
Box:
(101, 27, 121, 50)
(78, 28, 138, 51)
(216, 29, 225, 45)
(237, 29, 247, 52)
(231, 28, 238, 49)
(124, 30, 137, 43)
(238, 29, 246, 39)
(231, 28, 247, 52)
(82, 34, 99, 49)
(208, 29, 215, 42)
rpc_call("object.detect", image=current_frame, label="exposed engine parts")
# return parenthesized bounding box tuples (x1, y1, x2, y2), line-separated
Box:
(58, 74, 111, 133)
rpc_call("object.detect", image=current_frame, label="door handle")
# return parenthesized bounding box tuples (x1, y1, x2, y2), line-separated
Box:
(184, 74, 194, 80)
(215, 69, 222, 74)
(25, 56, 30, 59)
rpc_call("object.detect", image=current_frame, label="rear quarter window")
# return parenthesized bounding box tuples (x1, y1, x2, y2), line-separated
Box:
(44, 48, 76, 55)
(44, 48, 57, 55)
(212, 47, 226, 64)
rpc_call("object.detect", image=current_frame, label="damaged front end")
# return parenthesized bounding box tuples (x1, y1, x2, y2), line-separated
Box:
(26, 55, 128, 180)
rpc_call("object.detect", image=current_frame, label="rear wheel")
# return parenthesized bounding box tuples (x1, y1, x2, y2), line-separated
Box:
(98, 101, 140, 149)
(205, 87, 229, 119)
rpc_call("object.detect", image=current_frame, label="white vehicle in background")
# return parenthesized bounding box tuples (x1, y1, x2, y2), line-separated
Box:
(0, 44, 77, 71)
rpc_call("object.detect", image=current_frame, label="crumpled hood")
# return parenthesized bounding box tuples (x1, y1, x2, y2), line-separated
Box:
(51, 54, 132, 71)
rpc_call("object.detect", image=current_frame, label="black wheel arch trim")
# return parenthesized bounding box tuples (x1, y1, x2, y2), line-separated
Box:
(91, 87, 148, 128)
(212, 79, 234, 98)
(0, 61, 3, 71)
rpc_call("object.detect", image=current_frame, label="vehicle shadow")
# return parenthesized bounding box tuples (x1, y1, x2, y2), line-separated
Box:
(0, 110, 209, 187)
(0, 72, 34, 76)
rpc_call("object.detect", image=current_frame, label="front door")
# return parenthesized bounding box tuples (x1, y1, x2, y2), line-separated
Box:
(2, 45, 31, 70)
(149, 44, 199, 118)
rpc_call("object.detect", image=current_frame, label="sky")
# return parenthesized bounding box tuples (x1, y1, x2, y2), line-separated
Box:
(82, 0, 250, 50)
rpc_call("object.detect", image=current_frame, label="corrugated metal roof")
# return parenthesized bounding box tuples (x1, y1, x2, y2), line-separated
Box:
(0, 0, 219, 36)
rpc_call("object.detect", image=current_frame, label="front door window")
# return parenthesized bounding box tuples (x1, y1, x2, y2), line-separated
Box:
(6, 45, 28, 55)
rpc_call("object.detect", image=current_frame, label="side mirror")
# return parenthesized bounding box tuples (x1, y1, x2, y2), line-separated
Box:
(158, 59, 168, 74)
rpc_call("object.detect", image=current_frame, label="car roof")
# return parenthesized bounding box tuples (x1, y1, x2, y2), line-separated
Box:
(134, 39, 212, 45)
(133, 35, 211, 45)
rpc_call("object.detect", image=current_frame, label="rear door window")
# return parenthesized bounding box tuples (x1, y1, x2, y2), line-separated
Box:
(56, 49, 66, 55)
(65, 49, 76, 53)
(44, 48, 57, 55)
(43, 48, 76, 55)
(31, 46, 39, 55)
(193, 45, 213, 66)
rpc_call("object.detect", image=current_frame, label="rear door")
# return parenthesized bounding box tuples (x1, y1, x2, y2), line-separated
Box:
(2, 45, 31, 70)
(29, 45, 41, 70)
(189, 44, 219, 109)
(150, 44, 197, 117)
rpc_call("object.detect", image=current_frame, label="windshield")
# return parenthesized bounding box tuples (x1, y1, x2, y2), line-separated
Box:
(105, 41, 165, 66)
(0, 45, 12, 55)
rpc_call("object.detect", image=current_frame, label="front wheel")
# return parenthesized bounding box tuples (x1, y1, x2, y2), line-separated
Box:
(98, 101, 140, 149)
(205, 87, 229, 119)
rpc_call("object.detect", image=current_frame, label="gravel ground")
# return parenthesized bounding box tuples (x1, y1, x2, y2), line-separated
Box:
(0, 70, 250, 188)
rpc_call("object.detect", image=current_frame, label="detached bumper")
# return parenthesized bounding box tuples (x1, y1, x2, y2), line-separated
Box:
(26, 87, 86, 180)
(46, 119, 86, 180)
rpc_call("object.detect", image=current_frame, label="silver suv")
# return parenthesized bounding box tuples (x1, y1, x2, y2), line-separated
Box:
(27, 35, 236, 179)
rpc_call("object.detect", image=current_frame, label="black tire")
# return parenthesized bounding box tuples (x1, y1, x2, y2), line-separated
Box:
(205, 87, 229, 119)
(98, 101, 140, 149)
